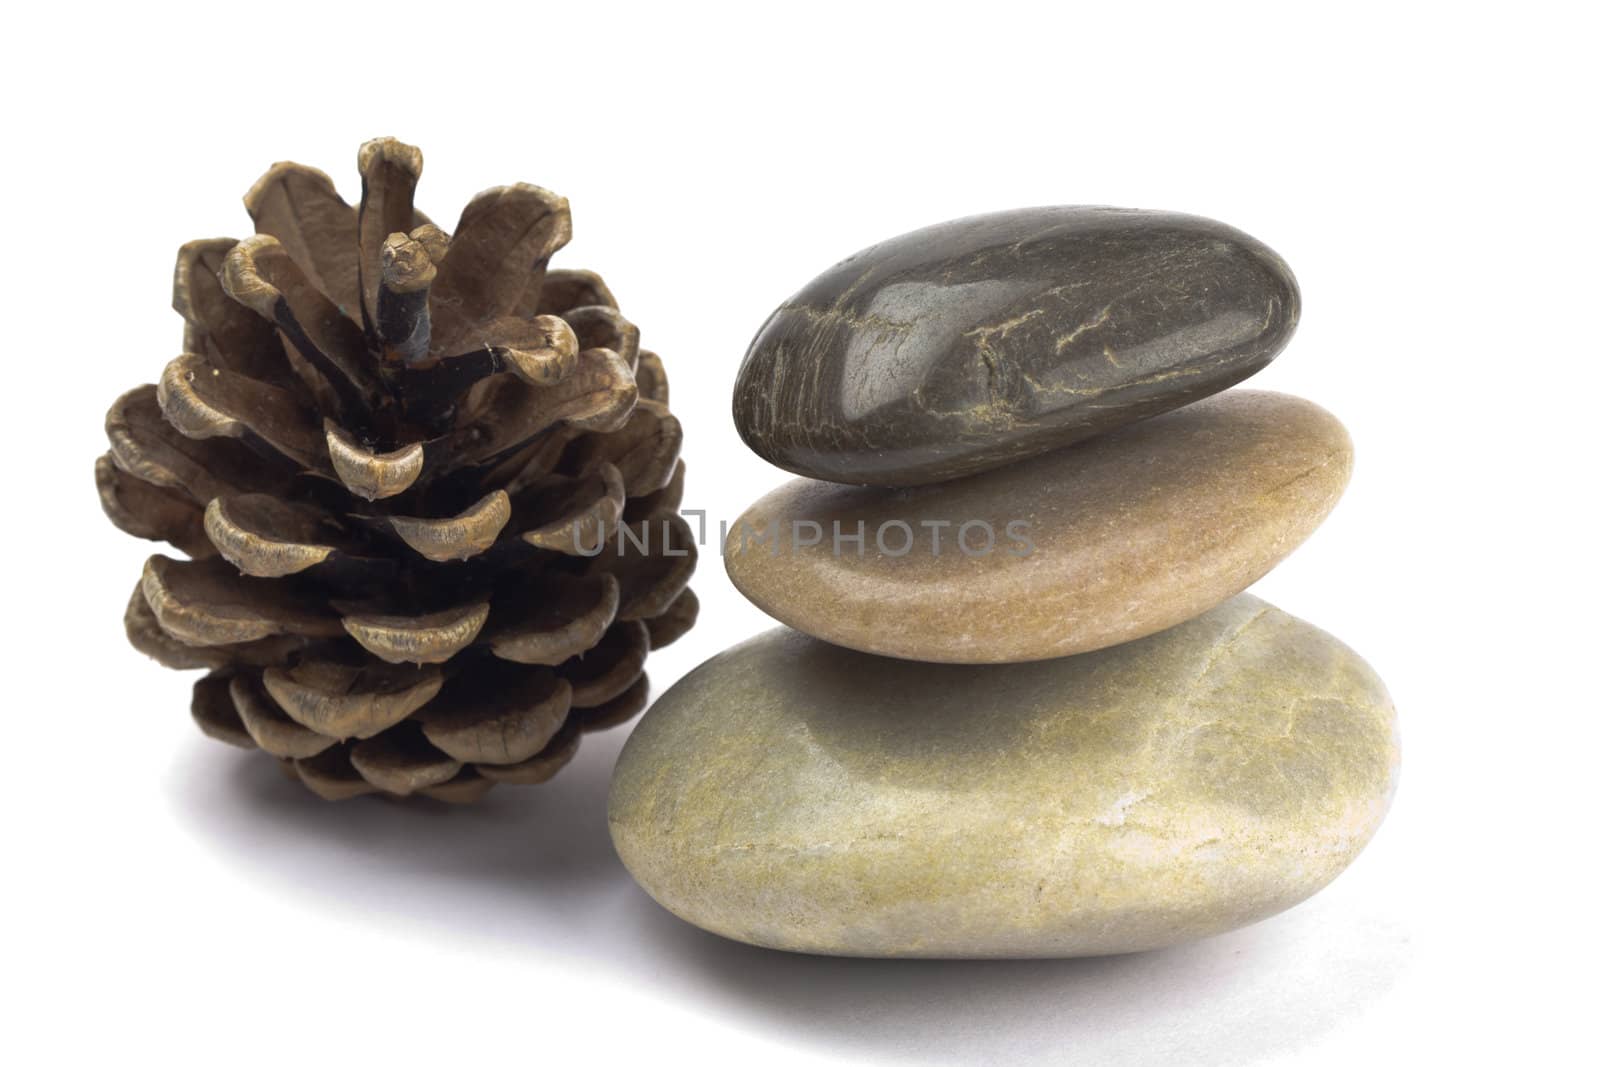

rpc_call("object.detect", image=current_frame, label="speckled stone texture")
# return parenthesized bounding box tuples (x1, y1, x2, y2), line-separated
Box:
(608, 596, 1399, 959)
(733, 206, 1298, 486)
(725, 390, 1350, 664)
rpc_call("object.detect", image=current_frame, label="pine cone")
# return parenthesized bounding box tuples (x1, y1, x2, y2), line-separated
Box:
(97, 138, 698, 802)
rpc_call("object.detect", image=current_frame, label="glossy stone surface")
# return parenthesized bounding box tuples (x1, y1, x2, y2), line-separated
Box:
(725, 390, 1349, 664)
(609, 598, 1399, 958)
(734, 206, 1299, 485)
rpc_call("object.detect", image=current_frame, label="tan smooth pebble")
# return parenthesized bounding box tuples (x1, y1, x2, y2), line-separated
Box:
(725, 390, 1351, 663)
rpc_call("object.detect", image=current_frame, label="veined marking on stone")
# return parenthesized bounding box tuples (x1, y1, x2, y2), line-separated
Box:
(840, 279, 1034, 421)
(833, 263, 878, 305)
(966, 307, 1047, 345)
(1035, 309, 1263, 391)
(1180, 606, 1273, 707)
(776, 302, 913, 335)
(967, 308, 1049, 409)
(1053, 306, 1113, 352)
(1260, 453, 1341, 501)
(1096, 790, 1151, 827)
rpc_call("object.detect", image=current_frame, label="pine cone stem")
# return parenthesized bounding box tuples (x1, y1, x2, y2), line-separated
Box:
(377, 232, 436, 364)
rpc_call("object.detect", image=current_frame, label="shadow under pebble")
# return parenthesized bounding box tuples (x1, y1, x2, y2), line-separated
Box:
(609, 881, 1408, 1066)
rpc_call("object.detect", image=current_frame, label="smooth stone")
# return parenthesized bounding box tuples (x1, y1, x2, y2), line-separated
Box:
(734, 206, 1299, 486)
(608, 597, 1400, 959)
(725, 390, 1350, 664)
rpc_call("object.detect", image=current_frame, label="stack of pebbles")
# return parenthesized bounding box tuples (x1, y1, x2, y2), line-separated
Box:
(608, 208, 1398, 958)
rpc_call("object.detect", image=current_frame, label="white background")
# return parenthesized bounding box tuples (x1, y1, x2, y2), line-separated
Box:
(4, 3, 1595, 1063)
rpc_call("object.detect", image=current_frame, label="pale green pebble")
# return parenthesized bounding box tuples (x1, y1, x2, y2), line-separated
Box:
(607, 595, 1399, 958)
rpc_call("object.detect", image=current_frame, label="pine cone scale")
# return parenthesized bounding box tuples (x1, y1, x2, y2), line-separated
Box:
(340, 602, 491, 665)
(242, 162, 363, 315)
(229, 672, 335, 759)
(417, 662, 570, 765)
(429, 183, 571, 342)
(222, 235, 380, 415)
(323, 422, 423, 500)
(263, 658, 444, 740)
(488, 572, 620, 666)
(202, 495, 339, 578)
(349, 726, 464, 796)
(355, 138, 426, 331)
